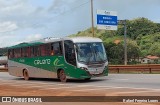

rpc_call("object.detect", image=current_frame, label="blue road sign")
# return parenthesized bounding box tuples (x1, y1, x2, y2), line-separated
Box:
(97, 10, 117, 30)
(97, 15, 117, 26)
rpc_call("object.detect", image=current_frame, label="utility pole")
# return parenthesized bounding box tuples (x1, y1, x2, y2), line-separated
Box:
(124, 20, 127, 65)
(118, 20, 127, 65)
(91, 0, 94, 37)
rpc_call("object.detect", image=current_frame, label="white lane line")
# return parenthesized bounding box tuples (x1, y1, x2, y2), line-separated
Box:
(0, 83, 71, 89)
(38, 85, 103, 90)
(2, 81, 160, 92)
(111, 86, 160, 91)
(0, 79, 93, 87)
(71, 87, 112, 91)
(38, 85, 99, 90)
(0, 83, 48, 88)
(0, 82, 55, 88)
(0, 82, 72, 88)
(0, 79, 102, 88)
(39, 87, 74, 90)
(0, 80, 69, 86)
(0, 80, 56, 85)
(38, 85, 116, 90)
(0, 80, 94, 89)
(0, 82, 38, 85)
(110, 78, 129, 81)
(38, 85, 98, 90)
(76, 85, 94, 87)
(116, 90, 160, 94)
(0, 82, 118, 90)
(71, 86, 160, 92)
(1, 80, 160, 92)
(2, 84, 42, 88)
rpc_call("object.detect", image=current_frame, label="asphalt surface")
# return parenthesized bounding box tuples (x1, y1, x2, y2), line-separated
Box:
(0, 72, 160, 90)
(0, 72, 160, 105)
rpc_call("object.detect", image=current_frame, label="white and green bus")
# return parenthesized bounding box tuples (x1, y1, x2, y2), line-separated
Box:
(8, 37, 108, 82)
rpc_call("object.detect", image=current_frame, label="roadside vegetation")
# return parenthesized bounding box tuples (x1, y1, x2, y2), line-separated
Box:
(0, 17, 160, 64)
(70, 17, 160, 64)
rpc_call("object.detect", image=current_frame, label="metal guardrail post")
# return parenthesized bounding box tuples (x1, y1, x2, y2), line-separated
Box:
(117, 68, 120, 73)
(149, 68, 152, 74)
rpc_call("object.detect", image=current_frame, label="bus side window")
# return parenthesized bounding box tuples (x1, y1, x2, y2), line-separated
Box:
(12, 49, 14, 58)
(14, 49, 16, 58)
(37, 46, 41, 56)
(64, 40, 76, 66)
(41, 45, 46, 56)
(28, 47, 30, 57)
(51, 42, 62, 55)
(46, 44, 51, 56)
(30, 47, 34, 57)
(34, 46, 38, 57)
(15, 48, 21, 58)
(8, 50, 12, 59)
(21, 47, 28, 57)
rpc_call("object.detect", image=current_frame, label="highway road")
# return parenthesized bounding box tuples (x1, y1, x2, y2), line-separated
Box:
(0, 72, 160, 93)
(0, 72, 160, 105)
(0, 72, 160, 88)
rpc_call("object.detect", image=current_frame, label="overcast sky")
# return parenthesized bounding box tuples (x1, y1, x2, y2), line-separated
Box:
(0, 0, 160, 47)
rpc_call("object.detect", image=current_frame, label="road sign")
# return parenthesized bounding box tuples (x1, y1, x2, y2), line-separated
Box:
(97, 10, 117, 30)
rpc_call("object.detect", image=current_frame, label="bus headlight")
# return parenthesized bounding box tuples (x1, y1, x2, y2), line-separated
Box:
(80, 67, 88, 70)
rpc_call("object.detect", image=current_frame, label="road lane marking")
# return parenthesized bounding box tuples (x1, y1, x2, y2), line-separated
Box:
(109, 78, 129, 81)
(0, 82, 72, 88)
(0, 80, 96, 90)
(38, 85, 98, 90)
(116, 90, 160, 94)
(1, 79, 160, 92)
(0, 79, 69, 86)
(71, 87, 113, 91)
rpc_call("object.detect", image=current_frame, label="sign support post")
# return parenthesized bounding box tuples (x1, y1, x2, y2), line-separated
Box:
(91, 0, 94, 37)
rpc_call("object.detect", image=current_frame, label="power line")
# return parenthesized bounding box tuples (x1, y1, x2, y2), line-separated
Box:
(43, 0, 91, 36)
(1, 0, 91, 46)
(27, 0, 90, 36)
(31, 0, 91, 36)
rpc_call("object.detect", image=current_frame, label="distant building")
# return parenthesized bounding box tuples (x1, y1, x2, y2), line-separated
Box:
(141, 55, 159, 64)
(130, 55, 160, 64)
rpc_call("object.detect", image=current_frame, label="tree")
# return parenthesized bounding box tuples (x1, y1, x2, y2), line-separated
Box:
(149, 43, 160, 56)
(104, 42, 124, 64)
(104, 40, 140, 65)
(127, 40, 141, 61)
(126, 18, 158, 39)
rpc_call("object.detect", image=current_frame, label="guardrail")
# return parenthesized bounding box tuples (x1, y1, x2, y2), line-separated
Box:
(0, 68, 8, 72)
(109, 65, 160, 73)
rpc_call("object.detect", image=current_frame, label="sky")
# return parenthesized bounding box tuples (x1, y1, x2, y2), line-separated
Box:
(0, 0, 160, 47)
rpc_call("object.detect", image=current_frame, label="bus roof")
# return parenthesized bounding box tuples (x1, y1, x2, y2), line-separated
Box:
(8, 42, 42, 49)
(70, 37, 102, 43)
(8, 37, 102, 49)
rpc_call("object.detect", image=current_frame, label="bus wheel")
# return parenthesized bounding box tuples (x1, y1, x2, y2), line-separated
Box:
(85, 78, 91, 81)
(23, 70, 29, 81)
(59, 70, 67, 82)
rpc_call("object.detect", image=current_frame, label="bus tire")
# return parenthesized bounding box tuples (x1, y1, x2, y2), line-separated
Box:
(59, 70, 67, 82)
(23, 70, 29, 81)
(85, 78, 91, 81)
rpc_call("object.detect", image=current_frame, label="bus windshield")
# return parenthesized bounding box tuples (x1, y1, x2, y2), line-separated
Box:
(75, 42, 107, 64)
